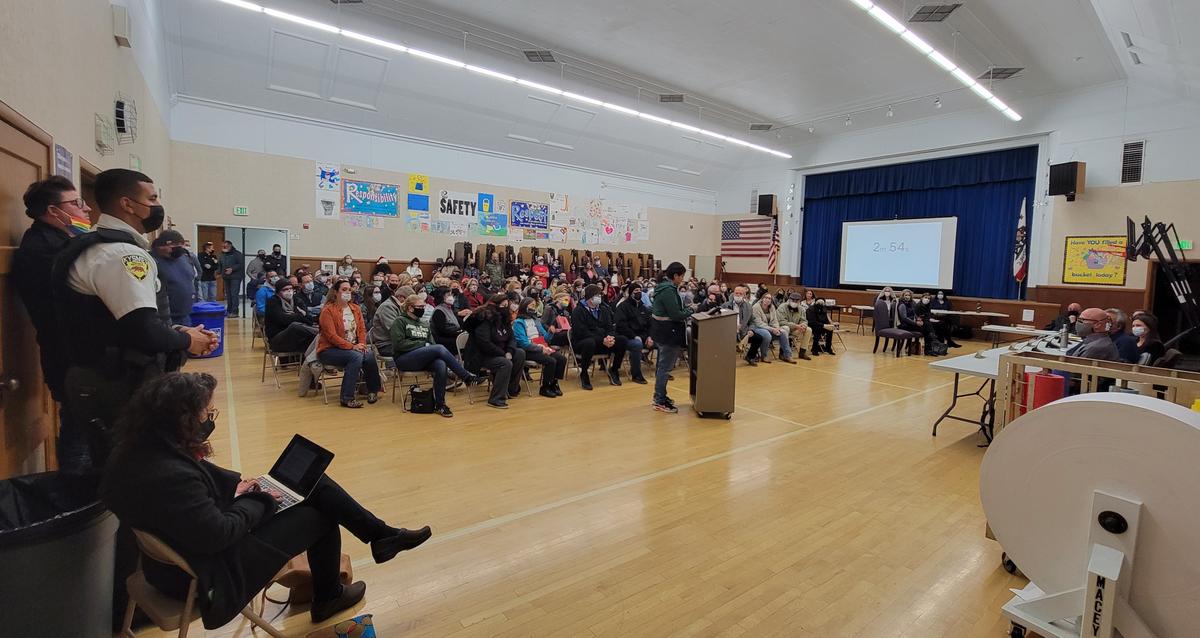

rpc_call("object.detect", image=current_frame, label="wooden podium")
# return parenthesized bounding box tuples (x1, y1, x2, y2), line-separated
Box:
(689, 309, 737, 419)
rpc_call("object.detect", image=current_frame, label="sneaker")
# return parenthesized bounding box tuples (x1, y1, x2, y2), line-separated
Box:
(464, 373, 485, 385)
(653, 401, 679, 413)
(340, 399, 364, 409)
(487, 400, 509, 409)
(366, 392, 379, 404)
(664, 396, 677, 408)
(608, 370, 622, 386)
(631, 375, 648, 385)
(436, 405, 454, 418)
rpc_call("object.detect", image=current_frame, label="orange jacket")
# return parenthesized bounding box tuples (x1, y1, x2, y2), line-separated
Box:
(317, 302, 367, 354)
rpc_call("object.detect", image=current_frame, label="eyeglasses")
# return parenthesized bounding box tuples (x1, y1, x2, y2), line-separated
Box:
(206, 408, 220, 422)
(55, 198, 86, 209)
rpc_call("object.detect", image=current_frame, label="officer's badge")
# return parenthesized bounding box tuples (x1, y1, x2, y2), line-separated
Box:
(122, 254, 151, 280)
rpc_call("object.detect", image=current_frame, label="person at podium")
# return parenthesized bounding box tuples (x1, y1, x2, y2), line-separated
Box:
(649, 262, 692, 413)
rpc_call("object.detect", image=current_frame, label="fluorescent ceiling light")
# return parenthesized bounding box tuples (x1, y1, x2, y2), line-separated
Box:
(562, 91, 604, 106)
(210, 0, 792, 158)
(950, 67, 977, 87)
(516, 79, 563, 95)
(899, 30, 933, 55)
(638, 112, 673, 125)
(406, 47, 465, 68)
(845, 0, 1021, 121)
(215, 0, 262, 11)
(927, 50, 957, 72)
(465, 65, 516, 82)
(969, 83, 994, 100)
(602, 102, 640, 116)
(342, 30, 407, 52)
(867, 6, 906, 34)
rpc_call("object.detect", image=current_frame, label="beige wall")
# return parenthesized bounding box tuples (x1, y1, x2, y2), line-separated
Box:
(169, 142, 721, 265)
(1046, 180, 1200, 290)
(0, 0, 170, 192)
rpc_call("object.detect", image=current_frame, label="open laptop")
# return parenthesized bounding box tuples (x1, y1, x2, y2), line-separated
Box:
(253, 434, 335, 511)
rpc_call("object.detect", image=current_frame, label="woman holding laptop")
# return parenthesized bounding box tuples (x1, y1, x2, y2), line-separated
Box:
(101, 372, 432, 628)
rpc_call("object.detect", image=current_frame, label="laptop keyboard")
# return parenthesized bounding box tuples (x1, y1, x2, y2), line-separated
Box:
(257, 476, 300, 509)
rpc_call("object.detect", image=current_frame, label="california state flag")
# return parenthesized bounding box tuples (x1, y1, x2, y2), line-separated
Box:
(1013, 197, 1028, 282)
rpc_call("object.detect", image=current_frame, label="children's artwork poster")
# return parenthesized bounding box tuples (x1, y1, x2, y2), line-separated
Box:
(431, 219, 470, 237)
(320, 261, 337, 275)
(407, 209, 431, 231)
(477, 192, 496, 215)
(549, 226, 568, 242)
(407, 193, 429, 212)
(316, 162, 341, 191)
(1062, 235, 1128, 285)
(566, 227, 582, 242)
(478, 212, 508, 237)
(523, 229, 539, 241)
(439, 190, 477, 217)
(636, 220, 650, 241)
(344, 214, 386, 230)
(510, 200, 549, 229)
(342, 179, 399, 216)
(315, 190, 339, 220)
(408, 173, 429, 195)
(582, 228, 599, 245)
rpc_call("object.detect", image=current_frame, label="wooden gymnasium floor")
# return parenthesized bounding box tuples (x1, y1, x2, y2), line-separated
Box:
(138, 318, 1026, 638)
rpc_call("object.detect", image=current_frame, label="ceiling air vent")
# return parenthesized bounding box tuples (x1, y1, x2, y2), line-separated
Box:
(523, 50, 556, 63)
(749, 123, 774, 131)
(1121, 141, 1145, 184)
(908, 4, 961, 22)
(659, 94, 685, 102)
(330, 0, 364, 4)
(978, 67, 1024, 81)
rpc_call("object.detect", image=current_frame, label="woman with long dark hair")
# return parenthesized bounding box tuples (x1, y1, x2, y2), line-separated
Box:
(100, 372, 431, 628)
(512, 296, 567, 397)
(463, 293, 524, 408)
(1132, 312, 1166, 364)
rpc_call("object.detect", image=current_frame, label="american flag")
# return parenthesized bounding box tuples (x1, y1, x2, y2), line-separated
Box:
(767, 220, 780, 274)
(721, 217, 775, 258)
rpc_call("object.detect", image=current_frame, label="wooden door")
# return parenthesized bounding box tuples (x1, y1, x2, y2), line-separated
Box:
(0, 103, 55, 478)
(198, 225, 226, 300)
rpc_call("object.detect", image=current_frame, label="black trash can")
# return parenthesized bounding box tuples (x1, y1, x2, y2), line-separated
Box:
(0, 472, 118, 636)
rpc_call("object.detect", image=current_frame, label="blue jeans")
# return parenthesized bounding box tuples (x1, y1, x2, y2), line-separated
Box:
(393, 345, 473, 407)
(317, 348, 382, 403)
(654, 343, 681, 404)
(626, 337, 645, 379)
(201, 280, 217, 302)
(752, 327, 791, 360)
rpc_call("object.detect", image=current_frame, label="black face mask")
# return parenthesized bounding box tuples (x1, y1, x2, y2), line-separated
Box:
(171, 246, 185, 258)
(199, 418, 216, 441)
(137, 201, 165, 232)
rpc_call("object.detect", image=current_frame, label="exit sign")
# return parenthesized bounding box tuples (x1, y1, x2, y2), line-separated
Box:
(233, 205, 249, 217)
(1176, 239, 1193, 251)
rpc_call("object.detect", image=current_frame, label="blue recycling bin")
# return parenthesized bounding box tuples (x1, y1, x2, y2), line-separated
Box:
(189, 301, 227, 358)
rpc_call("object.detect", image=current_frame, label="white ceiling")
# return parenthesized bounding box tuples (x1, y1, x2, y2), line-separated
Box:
(160, 0, 1184, 183)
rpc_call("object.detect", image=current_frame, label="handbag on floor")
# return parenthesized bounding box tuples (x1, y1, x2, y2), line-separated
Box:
(927, 340, 949, 357)
(405, 385, 436, 413)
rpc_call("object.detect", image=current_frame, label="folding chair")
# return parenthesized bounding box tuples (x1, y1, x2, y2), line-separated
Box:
(316, 365, 345, 405)
(250, 312, 264, 350)
(260, 323, 304, 388)
(379, 344, 436, 410)
(566, 331, 610, 380)
(120, 529, 286, 638)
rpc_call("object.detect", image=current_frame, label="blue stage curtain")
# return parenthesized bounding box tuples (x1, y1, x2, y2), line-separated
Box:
(801, 145, 1037, 299)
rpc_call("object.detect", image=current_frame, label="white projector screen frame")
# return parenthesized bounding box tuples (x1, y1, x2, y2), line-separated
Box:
(838, 217, 958, 289)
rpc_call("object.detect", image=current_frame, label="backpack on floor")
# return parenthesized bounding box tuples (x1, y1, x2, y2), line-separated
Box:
(927, 340, 949, 357)
(405, 385, 435, 413)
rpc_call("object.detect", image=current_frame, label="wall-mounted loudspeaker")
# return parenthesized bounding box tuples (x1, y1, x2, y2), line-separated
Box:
(1049, 162, 1086, 202)
(757, 194, 777, 216)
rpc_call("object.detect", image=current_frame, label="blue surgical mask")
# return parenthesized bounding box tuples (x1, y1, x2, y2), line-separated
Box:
(589, 295, 602, 308)
(1132, 326, 1146, 337)
(303, 282, 314, 292)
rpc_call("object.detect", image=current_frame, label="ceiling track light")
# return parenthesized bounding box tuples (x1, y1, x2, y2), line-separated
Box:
(886, 105, 894, 117)
(844, 0, 1021, 121)
(808, 126, 815, 134)
(845, 116, 853, 126)
(207, 0, 793, 158)
(934, 96, 942, 109)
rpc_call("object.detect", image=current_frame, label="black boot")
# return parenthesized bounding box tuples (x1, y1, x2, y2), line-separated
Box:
(539, 383, 557, 398)
(580, 370, 593, 390)
(608, 368, 622, 386)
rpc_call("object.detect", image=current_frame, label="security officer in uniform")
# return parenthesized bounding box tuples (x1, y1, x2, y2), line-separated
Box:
(52, 168, 218, 468)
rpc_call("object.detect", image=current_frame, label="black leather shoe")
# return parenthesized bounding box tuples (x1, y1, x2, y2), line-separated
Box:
(631, 376, 648, 384)
(539, 387, 557, 398)
(310, 581, 367, 623)
(371, 526, 432, 564)
(580, 373, 593, 390)
(551, 383, 564, 396)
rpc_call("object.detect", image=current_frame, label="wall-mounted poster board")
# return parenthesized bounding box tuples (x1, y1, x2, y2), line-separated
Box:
(1062, 235, 1128, 286)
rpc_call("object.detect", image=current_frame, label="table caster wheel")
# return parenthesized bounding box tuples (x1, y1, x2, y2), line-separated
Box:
(1002, 552, 1018, 574)
(1009, 622, 1026, 638)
